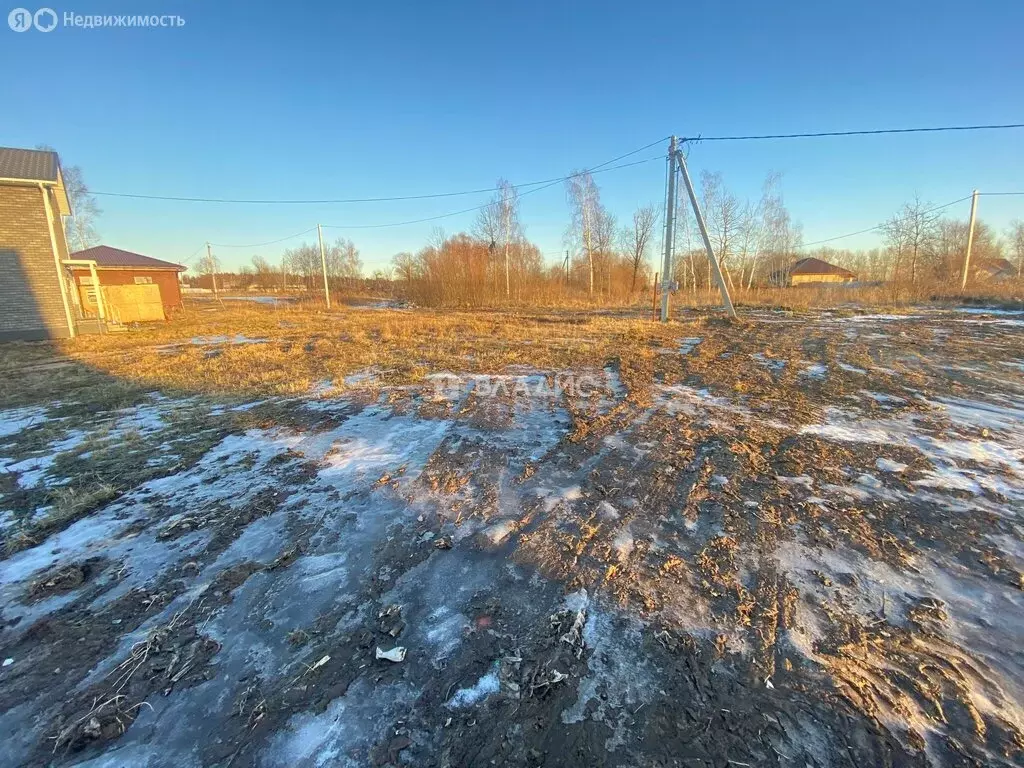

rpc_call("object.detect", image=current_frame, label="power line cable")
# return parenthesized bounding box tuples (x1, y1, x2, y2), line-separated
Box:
(322, 155, 662, 231)
(199, 149, 665, 249)
(796, 196, 972, 249)
(90, 137, 670, 205)
(179, 243, 207, 265)
(682, 123, 1024, 143)
(209, 228, 318, 249)
(979, 191, 1024, 196)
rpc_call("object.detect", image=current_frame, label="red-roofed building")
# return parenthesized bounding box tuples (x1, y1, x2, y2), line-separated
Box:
(68, 245, 186, 315)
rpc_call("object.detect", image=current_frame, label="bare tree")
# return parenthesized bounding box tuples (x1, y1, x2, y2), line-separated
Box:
(282, 243, 320, 288)
(195, 251, 220, 293)
(251, 255, 275, 289)
(701, 171, 741, 289)
(888, 195, 939, 286)
(392, 252, 417, 282)
(325, 237, 362, 288)
(474, 179, 522, 298)
(565, 171, 606, 295)
(748, 172, 791, 288)
(1007, 220, 1024, 278)
(36, 146, 101, 251)
(621, 205, 658, 292)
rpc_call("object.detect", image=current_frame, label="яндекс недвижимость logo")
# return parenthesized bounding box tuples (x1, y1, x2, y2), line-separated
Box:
(8, 8, 184, 31)
(8, 7, 57, 31)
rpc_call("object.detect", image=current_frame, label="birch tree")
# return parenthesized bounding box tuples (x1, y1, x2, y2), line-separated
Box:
(474, 178, 522, 297)
(621, 205, 658, 292)
(565, 171, 606, 295)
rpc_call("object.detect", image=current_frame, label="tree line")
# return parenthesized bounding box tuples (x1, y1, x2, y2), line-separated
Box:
(185, 172, 1022, 305)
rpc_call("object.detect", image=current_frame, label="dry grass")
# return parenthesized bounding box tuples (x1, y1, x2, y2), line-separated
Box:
(0, 285, 1017, 410)
(0, 302, 684, 407)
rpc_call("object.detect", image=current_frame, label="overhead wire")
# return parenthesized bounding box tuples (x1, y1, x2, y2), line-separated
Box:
(794, 195, 970, 249)
(91, 136, 670, 205)
(322, 155, 662, 231)
(681, 123, 1024, 143)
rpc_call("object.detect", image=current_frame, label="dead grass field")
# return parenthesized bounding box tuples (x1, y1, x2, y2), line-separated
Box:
(0, 300, 1022, 767)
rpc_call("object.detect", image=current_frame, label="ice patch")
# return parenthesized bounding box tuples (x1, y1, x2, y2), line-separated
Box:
(800, 363, 827, 379)
(679, 337, 702, 355)
(262, 678, 417, 768)
(751, 353, 785, 372)
(875, 457, 908, 473)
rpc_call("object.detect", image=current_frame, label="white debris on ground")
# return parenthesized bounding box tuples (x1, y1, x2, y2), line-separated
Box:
(447, 664, 500, 707)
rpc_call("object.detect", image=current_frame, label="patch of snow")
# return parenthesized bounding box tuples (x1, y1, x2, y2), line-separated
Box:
(0, 406, 49, 439)
(875, 457, 908, 473)
(751, 353, 785, 372)
(776, 475, 814, 489)
(447, 665, 501, 707)
(679, 337, 702, 355)
(862, 390, 905, 406)
(800, 363, 827, 379)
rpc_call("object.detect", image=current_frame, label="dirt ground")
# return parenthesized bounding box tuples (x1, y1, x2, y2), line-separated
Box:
(0, 304, 1022, 767)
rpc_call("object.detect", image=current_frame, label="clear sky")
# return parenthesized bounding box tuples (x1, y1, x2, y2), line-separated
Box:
(2, 0, 1022, 273)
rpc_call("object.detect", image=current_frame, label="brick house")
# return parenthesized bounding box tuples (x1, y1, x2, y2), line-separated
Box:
(0, 147, 77, 341)
(69, 245, 186, 315)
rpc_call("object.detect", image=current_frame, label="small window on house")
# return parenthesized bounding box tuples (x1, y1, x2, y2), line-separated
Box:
(79, 275, 94, 285)
(134, 276, 153, 284)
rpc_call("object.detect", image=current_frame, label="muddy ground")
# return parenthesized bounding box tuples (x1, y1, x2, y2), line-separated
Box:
(0, 307, 1022, 767)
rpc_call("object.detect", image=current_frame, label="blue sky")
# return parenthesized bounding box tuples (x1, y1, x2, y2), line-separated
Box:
(2, 0, 1022, 273)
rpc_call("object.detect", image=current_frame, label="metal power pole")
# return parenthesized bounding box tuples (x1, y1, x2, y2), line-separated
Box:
(675, 146, 737, 319)
(206, 242, 219, 297)
(659, 136, 678, 322)
(960, 190, 979, 294)
(317, 224, 331, 308)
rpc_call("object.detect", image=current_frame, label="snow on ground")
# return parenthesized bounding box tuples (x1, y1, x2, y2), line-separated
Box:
(0, 406, 51, 440)
(1, 308, 1022, 766)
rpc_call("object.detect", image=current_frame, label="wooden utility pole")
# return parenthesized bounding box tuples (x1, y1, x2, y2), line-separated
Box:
(659, 137, 678, 322)
(206, 243, 219, 297)
(675, 145, 737, 319)
(564, 250, 570, 287)
(317, 224, 331, 308)
(960, 190, 979, 294)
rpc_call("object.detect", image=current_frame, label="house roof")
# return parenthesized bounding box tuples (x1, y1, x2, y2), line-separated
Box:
(70, 245, 186, 272)
(0, 147, 60, 182)
(790, 257, 855, 277)
(974, 258, 1015, 275)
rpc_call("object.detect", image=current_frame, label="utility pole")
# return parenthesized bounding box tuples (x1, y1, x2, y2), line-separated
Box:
(675, 145, 737, 319)
(960, 190, 979, 294)
(659, 136, 678, 322)
(564, 250, 570, 287)
(317, 224, 331, 308)
(206, 242, 219, 298)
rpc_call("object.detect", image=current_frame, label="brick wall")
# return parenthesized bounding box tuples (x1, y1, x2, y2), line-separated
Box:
(0, 184, 72, 341)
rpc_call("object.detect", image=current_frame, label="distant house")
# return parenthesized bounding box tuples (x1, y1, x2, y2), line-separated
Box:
(774, 257, 857, 287)
(972, 257, 1016, 281)
(69, 246, 186, 316)
(0, 146, 77, 341)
